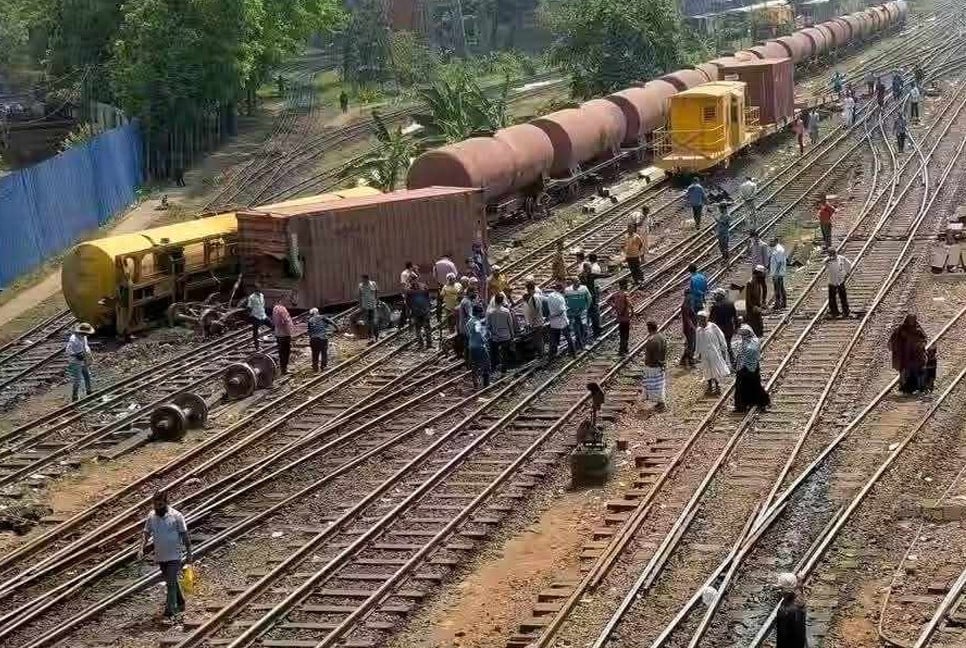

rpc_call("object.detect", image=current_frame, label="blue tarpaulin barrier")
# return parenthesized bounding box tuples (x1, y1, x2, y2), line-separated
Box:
(0, 121, 143, 286)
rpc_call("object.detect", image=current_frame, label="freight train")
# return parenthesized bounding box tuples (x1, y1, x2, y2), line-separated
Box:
(406, 1, 908, 218)
(62, 187, 381, 334)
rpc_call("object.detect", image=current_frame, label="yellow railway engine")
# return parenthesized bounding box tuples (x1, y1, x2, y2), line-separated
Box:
(656, 81, 761, 174)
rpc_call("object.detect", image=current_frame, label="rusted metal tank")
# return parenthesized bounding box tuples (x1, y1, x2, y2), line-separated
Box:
(707, 56, 742, 71)
(694, 63, 719, 82)
(406, 137, 517, 201)
(869, 6, 887, 30)
(841, 15, 865, 39)
(894, 0, 908, 21)
(882, 3, 898, 23)
(801, 27, 829, 55)
(492, 124, 554, 190)
(855, 12, 874, 36)
(774, 34, 813, 62)
(748, 42, 789, 60)
(532, 106, 619, 177)
(814, 23, 836, 49)
(238, 187, 486, 307)
(580, 98, 628, 153)
(821, 20, 850, 47)
(605, 82, 676, 144)
(660, 69, 709, 91)
(733, 50, 760, 62)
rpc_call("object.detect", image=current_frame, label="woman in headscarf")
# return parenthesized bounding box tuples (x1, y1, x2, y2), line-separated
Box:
(695, 310, 730, 395)
(731, 324, 770, 412)
(889, 314, 928, 394)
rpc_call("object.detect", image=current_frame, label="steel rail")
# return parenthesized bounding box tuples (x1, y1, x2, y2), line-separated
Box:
(913, 564, 966, 647)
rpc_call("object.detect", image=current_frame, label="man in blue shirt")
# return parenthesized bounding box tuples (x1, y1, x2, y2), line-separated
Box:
(139, 491, 192, 622)
(688, 264, 708, 313)
(466, 304, 490, 388)
(685, 177, 707, 228)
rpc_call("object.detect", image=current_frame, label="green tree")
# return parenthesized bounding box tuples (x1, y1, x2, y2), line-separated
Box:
(348, 110, 416, 191)
(59, 122, 102, 152)
(540, 0, 688, 98)
(0, 0, 30, 65)
(413, 68, 511, 145)
(341, 0, 391, 86)
(388, 30, 438, 88)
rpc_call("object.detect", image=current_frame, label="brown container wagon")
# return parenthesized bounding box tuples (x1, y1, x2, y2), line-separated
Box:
(720, 58, 795, 128)
(237, 187, 486, 307)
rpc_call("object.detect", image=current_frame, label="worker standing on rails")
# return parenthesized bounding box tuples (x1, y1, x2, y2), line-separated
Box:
(865, 71, 876, 98)
(738, 176, 758, 230)
(272, 298, 294, 374)
(710, 289, 739, 365)
(246, 284, 272, 350)
(744, 266, 766, 337)
(680, 288, 696, 368)
(339, 89, 349, 114)
(807, 110, 820, 145)
(748, 231, 771, 279)
(825, 249, 853, 318)
(775, 572, 809, 648)
(487, 265, 512, 306)
(623, 222, 646, 285)
(565, 276, 592, 349)
(467, 304, 491, 388)
(732, 324, 770, 412)
(908, 83, 922, 123)
(817, 197, 837, 250)
(551, 241, 567, 283)
(687, 264, 708, 313)
(695, 310, 730, 396)
(545, 281, 577, 361)
(455, 286, 477, 364)
(714, 202, 732, 260)
(832, 70, 844, 97)
(580, 261, 608, 340)
(399, 262, 418, 330)
(406, 280, 434, 350)
(686, 177, 707, 228)
(66, 322, 94, 402)
(439, 273, 463, 333)
(891, 69, 904, 102)
(769, 237, 788, 310)
(842, 92, 856, 127)
(307, 308, 338, 372)
(138, 491, 192, 623)
(358, 274, 380, 344)
(889, 314, 928, 394)
(895, 113, 908, 153)
(875, 78, 887, 108)
(607, 279, 634, 355)
(642, 321, 668, 412)
(485, 293, 515, 373)
(521, 280, 548, 358)
(791, 115, 806, 155)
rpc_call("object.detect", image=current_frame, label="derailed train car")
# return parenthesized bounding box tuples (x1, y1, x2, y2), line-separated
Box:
(406, 1, 907, 216)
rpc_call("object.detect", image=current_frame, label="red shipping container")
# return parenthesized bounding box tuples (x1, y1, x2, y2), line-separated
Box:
(719, 58, 795, 128)
(237, 187, 486, 308)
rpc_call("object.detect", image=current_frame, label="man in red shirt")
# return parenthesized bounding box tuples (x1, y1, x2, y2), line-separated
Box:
(607, 279, 634, 355)
(818, 198, 837, 250)
(272, 300, 294, 374)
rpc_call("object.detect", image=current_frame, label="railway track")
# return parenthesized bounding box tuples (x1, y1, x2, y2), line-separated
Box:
(521, 39, 966, 648)
(0, 309, 76, 409)
(496, 29, 966, 648)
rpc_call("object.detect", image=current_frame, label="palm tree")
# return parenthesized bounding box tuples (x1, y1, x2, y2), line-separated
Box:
(413, 68, 511, 146)
(348, 110, 416, 191)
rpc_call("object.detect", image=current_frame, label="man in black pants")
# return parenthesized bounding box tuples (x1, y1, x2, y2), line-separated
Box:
(607, 279, 633, 355)
(246, 284, 272, 350)
(307, 308, 338, 372)
(825, 249, 853, 318)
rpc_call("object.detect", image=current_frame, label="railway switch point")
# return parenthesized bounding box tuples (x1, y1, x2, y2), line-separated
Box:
(149, 392, 209, 441)
(224, 351, 279, 400)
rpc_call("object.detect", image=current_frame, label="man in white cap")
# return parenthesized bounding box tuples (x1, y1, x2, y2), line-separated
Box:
(775, 572, 808, 648)
(66, 322, 94, 401)
(695, 310, 730, 396)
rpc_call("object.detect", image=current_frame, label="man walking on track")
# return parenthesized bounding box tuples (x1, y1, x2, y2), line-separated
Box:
(642, 320, 668, 412)
(680, 288, 696, 368)
(738, 176, 758, 231)
(817, 197, 837, 250)
(358, 274, 380, 344)
(769, 237, 788, 310)
(686, 177, 707, 228)
(407, 280, 433, 350)
(307, 308, 338, 372)
(607, 279, 634, 355)
(139, 491, 192, 623)
(695, 310, 730, 396)
(895, 113, 908, 153)
(545, 282, 577, 360)
(889, 314, 928, 394)
(714, 202, 732, 260)
(246, 284, 272, 350)
(775, 572, 809, 648)
(825, 249, 853, 318)
(66, 322, 94, 401)
(272, 298, 294, 375)
(624, 222, 646, 284)
(731, 325, 771, 413)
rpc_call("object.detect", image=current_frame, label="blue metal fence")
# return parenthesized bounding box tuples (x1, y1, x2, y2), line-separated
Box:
(0, 121, 142, 286)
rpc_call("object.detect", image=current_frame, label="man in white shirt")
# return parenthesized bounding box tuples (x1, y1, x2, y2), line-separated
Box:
(738, 176, 758, 231)
(545, 282, 577, 361)
(908, 83, 922, 122)
(434, 253, 458, 287)
(65, 322, 94, 401)
(769, 237, 788, 310)
(246, 284, 272, 350)
(521, 280, 547, 358)
(399, 262, 418, 329)
(825, 249, 853, 318)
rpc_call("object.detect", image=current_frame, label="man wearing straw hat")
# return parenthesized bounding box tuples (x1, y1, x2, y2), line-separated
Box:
(65, 322, 94, 401)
